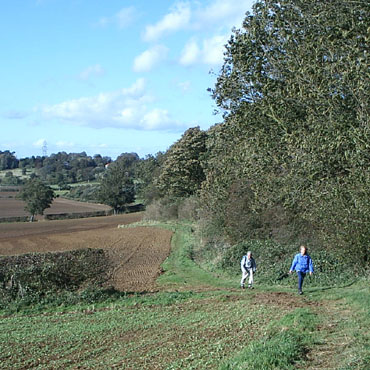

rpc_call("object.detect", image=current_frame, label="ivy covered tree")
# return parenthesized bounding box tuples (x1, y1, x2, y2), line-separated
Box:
(19, 178, 55, 221)
(203, 0, 369, 262)
(156, 127, 207, 198)
(97, 162, 135, 214)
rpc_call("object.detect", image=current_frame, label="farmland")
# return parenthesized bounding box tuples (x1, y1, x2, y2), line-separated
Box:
(0, 221, 368, 369)
(0, 213, 175, 292)
(0, 191, 111, 220)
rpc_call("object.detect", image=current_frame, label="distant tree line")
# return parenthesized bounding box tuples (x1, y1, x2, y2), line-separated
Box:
(0, 151, 112, 186)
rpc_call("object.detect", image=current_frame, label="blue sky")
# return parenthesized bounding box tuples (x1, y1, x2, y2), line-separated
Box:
(1, 0, 254, 159)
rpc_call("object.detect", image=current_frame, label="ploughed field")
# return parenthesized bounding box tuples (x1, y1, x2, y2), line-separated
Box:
(0, 193, 111, 219)
(0, 213, 173, 292)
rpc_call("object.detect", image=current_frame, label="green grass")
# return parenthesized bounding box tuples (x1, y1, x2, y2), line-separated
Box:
(308, 279, 370, 369)
(0, 290, 288, 369)
(0, 221, 369, 369)
(156, 222, 235, 289)
(221, 308, 319, 369)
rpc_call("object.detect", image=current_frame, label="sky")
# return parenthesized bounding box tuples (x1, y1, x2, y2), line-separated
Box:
(1, 0, 254, 159)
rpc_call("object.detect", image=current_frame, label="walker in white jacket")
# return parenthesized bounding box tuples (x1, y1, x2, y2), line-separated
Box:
(240, 251, 257, 289)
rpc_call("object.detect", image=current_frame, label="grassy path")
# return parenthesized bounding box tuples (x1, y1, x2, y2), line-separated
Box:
(0, 221, 368, 369)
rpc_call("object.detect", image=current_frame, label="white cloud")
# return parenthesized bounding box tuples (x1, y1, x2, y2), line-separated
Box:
(133, 45, 168, 72)
(141, 0, 253, 69)
(33, 139, 46, 148)
(143, 2, 191, 42)
(98, 6, 136, 29)
(179, 39, 200, 66)
(180, 34, 228, 66)
(140, 109, 172, 130)
(143, 0, 252, 40)
(194, 0, 252, 30)
(202, 34, 229, 65)
(78, 64, 104, 81)
(38, 79, 185, 131)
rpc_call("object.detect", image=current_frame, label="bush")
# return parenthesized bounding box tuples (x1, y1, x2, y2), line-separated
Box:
(144, 196, 200, 222)
(144, 197, 180, 221)
(65, 185, 100, 202)
(0, 248, 110, 307)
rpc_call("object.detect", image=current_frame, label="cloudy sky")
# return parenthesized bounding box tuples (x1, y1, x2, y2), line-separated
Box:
(1, 0, 254, 159)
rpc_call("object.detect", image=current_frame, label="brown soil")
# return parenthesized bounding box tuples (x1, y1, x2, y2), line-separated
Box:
(0, 196, 111, 219)
(251, 291, 323, 309)
(0, 213, 173, 292)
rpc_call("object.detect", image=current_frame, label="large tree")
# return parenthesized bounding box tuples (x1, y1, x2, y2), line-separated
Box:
(156, 127, 207, 198)
(204, 0, 369, 261)
(19, 178, 55, 221)
(98, 162, 135, 214)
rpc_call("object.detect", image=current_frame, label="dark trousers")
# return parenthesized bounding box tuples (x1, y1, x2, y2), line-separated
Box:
(297, 271, 306, 291)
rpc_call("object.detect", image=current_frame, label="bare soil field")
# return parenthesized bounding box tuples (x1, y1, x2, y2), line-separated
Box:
(0, 196, 111, 219)
(0, 213, 173, 292)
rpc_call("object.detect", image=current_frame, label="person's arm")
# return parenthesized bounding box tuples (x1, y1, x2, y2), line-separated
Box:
(289, 255, 297, 273)
(309, 256, 314, 275)
(241, 257, 246, 272)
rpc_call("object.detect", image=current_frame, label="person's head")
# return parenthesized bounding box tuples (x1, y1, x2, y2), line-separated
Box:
(300, 245, 307, 255)
(247, 251, 252, 259)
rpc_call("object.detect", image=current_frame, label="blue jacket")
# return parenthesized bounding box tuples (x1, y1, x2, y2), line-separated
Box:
(290, 253, 314, 273)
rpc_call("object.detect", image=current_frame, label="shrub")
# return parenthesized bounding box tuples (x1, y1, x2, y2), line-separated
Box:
(66, 185, 100, 202)
(0, 248, 110, 307)
(144, 197, 179, 221)
(145, 196, 201, 222)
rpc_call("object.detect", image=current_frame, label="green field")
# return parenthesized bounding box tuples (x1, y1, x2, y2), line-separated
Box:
(0, 223, 369, 369)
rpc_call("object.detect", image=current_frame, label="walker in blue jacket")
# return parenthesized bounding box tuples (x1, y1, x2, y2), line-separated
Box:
(289, 246, 314, 294)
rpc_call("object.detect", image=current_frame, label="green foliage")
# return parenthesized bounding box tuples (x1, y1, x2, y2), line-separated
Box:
(0, 248, 109, 309)
(97, 161, 135, 212)
(134, 153, 164, 203)
(0, 171, 23, 185)
(201, 0, 369, 263)
(115, 152, 139, 177)
(0, 150, 18, 170)
(34, 151, 111, 184)
(156, 127, 207, 198)
(218, 239, 361, 287)
(144, 195, 201, 222)
(66, 184, 100, 202)
(18, 178, 54, 219)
